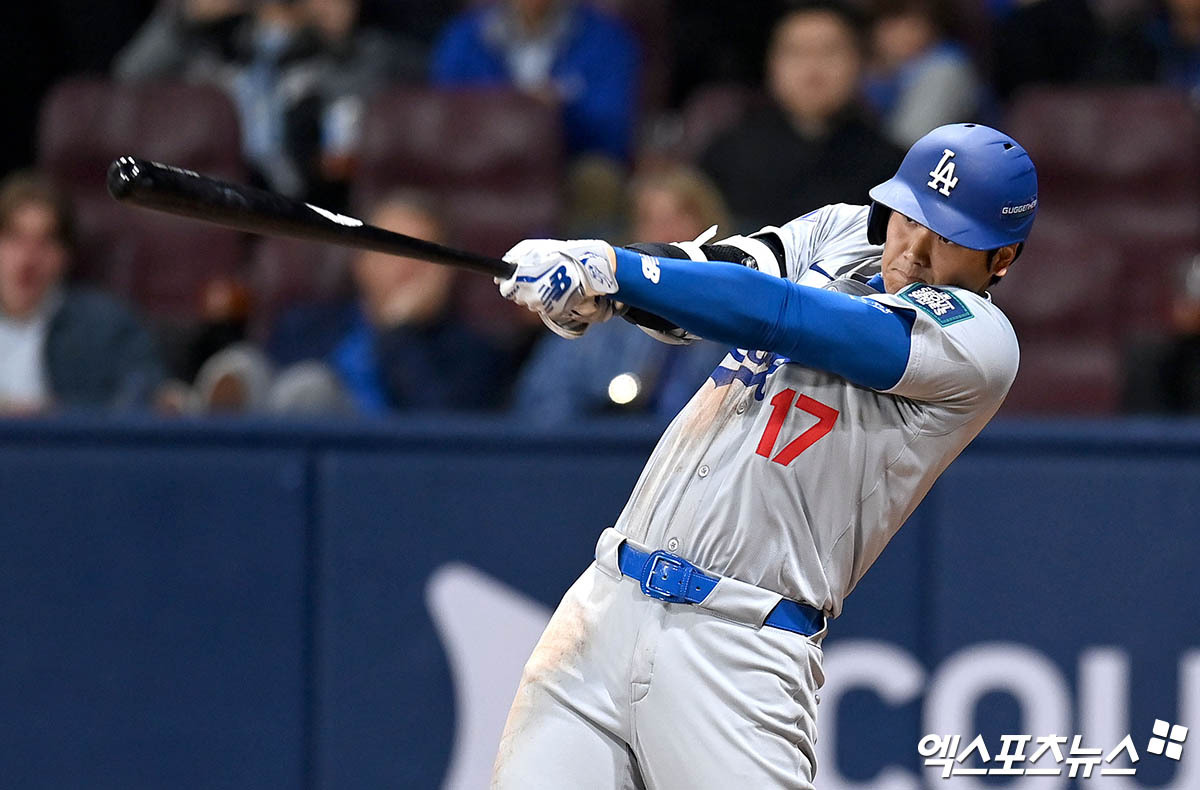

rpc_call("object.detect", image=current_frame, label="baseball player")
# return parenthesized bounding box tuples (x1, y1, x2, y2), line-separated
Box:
(493, 122, 1037, 789)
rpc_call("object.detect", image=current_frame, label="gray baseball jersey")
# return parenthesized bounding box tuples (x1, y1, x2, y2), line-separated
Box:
(612, 202, 1019, 617)
(492, 203, 1020, 790)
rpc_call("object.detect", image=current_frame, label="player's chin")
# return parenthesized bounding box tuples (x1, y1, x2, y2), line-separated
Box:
(882, 270, 923, 294)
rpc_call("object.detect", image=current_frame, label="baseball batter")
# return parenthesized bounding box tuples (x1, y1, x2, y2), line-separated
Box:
(493, 123, 1038, 789)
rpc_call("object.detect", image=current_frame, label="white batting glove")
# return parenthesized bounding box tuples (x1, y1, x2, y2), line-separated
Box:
(497, 239, 620, 339)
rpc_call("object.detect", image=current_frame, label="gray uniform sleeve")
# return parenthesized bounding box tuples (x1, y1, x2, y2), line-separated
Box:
(651, 203, 882, 285)
(772, 204, 884, 286)
(624, 204, 885, 345)
(871, 284, 1019, 413)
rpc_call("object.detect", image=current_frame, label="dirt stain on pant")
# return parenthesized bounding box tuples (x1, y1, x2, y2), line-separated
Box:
(492, 583, 594, 781)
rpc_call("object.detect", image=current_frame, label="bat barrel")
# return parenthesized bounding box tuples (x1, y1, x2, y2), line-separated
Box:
(105, 156, 141, 201)
(105, 156, 516, 279)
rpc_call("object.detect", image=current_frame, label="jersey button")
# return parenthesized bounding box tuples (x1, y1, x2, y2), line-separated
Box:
(736, 401, 747, 414)
(667, 537, 679, 551)
(697, 464, 710, 478)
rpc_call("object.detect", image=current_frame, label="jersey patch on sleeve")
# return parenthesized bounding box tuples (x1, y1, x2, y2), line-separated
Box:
(900, 284, 973, 326)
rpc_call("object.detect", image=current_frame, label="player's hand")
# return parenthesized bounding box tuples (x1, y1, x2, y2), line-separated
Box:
(532, 298, 620, 339)
(498, 239, 620, 339)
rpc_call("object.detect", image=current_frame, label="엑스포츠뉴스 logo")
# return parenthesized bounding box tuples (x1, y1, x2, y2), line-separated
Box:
(919, 718, 1188, 780)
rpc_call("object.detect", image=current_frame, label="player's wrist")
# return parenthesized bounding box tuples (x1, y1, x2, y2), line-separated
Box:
(612, 247, 657, 290)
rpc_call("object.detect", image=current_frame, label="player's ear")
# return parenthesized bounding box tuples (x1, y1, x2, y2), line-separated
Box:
(988, 244, 1019, 282)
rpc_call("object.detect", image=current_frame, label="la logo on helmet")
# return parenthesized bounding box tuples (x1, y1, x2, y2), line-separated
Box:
(927, 149, 959, 196)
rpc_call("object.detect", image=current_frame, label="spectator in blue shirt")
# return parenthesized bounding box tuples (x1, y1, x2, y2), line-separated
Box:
(431, 0, 640, 164)
(189, 192, 516, 415)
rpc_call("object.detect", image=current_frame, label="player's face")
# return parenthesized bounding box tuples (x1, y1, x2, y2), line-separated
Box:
(879, 211, 1014, 294)
(0, 202, 68, 320)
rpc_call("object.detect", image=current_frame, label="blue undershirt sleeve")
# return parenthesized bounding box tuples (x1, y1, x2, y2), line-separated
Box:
(612, 248, 915, 391)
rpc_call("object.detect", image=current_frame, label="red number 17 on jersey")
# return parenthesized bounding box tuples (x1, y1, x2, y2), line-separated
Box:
(755, 388, 839, 466)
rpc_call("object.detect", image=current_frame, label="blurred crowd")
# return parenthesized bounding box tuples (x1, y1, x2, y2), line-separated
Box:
(2, 0, 1199, 419)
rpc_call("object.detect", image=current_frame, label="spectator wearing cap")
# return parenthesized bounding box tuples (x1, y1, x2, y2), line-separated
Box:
(0, 173, 164, 413)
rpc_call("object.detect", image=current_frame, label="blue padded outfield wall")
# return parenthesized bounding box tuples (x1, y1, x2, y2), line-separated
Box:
(0, 417, 1197, 789)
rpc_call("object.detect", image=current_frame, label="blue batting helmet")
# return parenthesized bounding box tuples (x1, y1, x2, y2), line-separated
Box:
(867, 123, 1038, 252)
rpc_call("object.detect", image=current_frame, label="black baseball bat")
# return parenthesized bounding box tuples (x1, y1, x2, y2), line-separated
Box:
(106, 156, 516, 278)
(106, 156, 673, 330)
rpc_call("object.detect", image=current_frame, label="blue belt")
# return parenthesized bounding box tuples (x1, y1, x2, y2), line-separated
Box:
(617, 543, 826, 637)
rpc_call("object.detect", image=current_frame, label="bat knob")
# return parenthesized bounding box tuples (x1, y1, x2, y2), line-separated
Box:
(106, 156, 144, 201)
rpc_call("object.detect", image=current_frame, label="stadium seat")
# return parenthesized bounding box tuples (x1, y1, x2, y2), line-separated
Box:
(355, 87, 563, 258)
(993, 224, 1124, 414)
(354, 87, 563, 343)
(1110, 235, 1199, 335)
(37, 77, 247, 318)
(1007, 87, 1200, 239)
(1008, 87, 1199, 196)
(1006, 86, 1200, 354)
(1000, 341, 1123, 415)
(38, 77, 244, 186)
(993, 224, 1122, 336)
